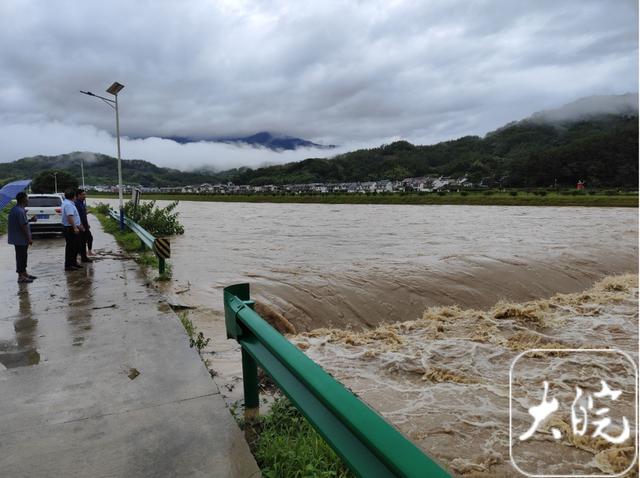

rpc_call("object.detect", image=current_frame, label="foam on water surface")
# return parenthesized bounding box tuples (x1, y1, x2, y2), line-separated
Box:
(293, 275, 639, 476)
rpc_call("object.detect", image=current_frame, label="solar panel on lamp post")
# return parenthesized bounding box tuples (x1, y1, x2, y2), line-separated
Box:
(80, 81, 125, 230)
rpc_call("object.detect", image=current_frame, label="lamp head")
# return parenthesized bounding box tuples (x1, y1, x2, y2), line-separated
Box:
(106, 82, 124, 95)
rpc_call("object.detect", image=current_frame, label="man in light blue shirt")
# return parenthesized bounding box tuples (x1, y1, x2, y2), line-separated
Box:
(62, 189, 83, 270)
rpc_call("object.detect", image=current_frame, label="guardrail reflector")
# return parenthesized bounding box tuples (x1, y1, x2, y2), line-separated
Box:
(153, 238, 170, 259)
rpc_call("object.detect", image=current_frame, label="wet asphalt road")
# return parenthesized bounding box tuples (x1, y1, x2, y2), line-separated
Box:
(0, 215, 258, 477)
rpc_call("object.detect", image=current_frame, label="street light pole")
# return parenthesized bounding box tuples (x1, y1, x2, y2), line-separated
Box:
(80, 159, 85, 189)
(113, 90, 124, 230)
(80, 82, 125, 229)
(53, 172, 58, 194)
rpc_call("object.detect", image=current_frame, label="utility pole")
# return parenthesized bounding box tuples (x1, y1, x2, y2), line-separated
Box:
(81, 159, 85, 189)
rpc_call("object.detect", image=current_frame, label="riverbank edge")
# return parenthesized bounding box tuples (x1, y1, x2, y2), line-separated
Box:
(94, 208, 344, 475)
(90, 192, 638, 207)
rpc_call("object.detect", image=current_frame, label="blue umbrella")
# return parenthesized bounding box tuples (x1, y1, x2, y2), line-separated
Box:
(0, 180, 32, 210)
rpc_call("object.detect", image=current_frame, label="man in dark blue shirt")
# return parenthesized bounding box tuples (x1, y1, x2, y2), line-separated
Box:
(8, 192, 37, 283)
(75, 189, 93, 263)
(62, 189, 83, 271)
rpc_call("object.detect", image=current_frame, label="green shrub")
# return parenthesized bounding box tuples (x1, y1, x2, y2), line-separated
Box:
(93, 202, 111, 215)
(483, 191, 494, 196)
(124, 200, 185, 236)
(509, 191, 518, 196)
(460, 191, 469, 196)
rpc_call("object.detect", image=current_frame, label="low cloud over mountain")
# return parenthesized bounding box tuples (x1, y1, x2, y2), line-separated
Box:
(529, 93, 638, 123)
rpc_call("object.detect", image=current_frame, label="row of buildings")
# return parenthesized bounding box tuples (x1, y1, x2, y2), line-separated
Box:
(88, 176, 473, 195)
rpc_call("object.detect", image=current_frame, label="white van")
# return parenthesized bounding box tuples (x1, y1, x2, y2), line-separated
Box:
(26, 194, 64, 233)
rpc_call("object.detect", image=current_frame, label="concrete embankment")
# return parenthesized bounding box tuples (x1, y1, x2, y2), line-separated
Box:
(0, 215, 259, 477)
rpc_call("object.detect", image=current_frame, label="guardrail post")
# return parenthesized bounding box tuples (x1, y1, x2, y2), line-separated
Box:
(242, 348, 260, 421)
(159, 258, 165, 275)
(241, 298, 259, 423)
(222, 284, 260, 425)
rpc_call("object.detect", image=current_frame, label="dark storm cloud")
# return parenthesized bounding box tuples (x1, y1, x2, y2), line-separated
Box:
(0, 0, 637, 169)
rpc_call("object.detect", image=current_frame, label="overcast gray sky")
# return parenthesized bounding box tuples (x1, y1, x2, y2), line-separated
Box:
(0, 0, 637, 170)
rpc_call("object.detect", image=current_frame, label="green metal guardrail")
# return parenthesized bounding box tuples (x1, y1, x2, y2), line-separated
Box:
(224, 283, 451, 478)
(108, 209, 170, 274)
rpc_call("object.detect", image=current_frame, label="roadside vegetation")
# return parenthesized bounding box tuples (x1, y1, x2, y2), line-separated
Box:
(237, 396, 353, 478)
(31, 170, 78, 193)
(124, 199, 185, 236)
(178, 312, 211, 352)
(91, 202, 173, 281)
(0, 204, 10, 235)
(92, 189, 638, 207)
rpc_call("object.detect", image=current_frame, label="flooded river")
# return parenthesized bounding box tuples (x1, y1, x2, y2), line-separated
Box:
(93, 200, 637, 329)
(92, 200, 638, 475)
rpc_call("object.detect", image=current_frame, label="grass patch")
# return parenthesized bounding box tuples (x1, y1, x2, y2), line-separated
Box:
(91, 191, 638, 207)
(245, 396, 353, 478)
(178, 311, 210, 351)
(92, 209, 170, 280)
(135, 250, 159, 268)
(179, 312, 195, 339)
(96, 210, 142, 251)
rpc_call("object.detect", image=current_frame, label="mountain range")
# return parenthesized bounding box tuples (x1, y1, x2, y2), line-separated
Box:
(1, 94, 637, 189)
(162, 131, 335, 151)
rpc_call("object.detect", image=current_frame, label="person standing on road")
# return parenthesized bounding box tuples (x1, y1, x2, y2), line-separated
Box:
(75, 189, 93, 263)
(8, 192, 37, 283)
(62, 189, 84, 271)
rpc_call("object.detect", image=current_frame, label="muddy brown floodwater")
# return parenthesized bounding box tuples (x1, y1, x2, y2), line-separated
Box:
(93, 200, 637, 329)
(91, 200, 638, 476)
(293, 274, 638, 476)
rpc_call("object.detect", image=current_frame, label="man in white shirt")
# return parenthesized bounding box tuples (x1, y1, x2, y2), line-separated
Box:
(62, 189, 84, 271)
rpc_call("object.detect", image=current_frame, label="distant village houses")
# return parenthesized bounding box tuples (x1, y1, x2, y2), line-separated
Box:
(86, 175, 478, 195)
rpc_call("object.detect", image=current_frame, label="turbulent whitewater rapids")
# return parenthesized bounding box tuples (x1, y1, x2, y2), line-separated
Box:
(292, 274, 639, 476)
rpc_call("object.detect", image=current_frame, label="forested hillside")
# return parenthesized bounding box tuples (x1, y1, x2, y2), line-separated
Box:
(1, 114, 637, 188)
(233, 115, 638, 187)
(0, 153, 225, 187)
